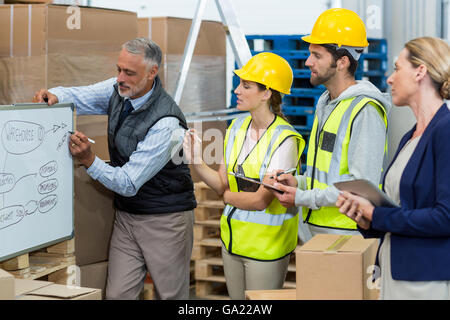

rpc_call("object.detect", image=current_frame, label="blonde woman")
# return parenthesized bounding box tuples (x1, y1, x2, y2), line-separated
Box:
(337, 37, 450, 299)
(184, 52, 305, 299)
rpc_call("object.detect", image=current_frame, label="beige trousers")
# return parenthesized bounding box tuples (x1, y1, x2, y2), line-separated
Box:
(221, 245, 291, 300)
(105, 209, 194, 300)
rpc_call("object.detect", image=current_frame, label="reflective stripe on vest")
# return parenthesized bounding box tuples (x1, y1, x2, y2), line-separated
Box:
(221, 115, 305, 260)
(303, 96, 388, 230)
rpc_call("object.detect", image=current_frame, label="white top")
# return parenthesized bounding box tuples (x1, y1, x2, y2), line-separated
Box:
(384, 136, 421, 206)
(236, 126, 298, 175)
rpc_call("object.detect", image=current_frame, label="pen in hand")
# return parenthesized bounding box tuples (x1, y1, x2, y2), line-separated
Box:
(68, 131, 96, 144)
(270, 167, 297, 179)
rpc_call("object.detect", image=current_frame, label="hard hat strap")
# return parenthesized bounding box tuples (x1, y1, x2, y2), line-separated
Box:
(329, 44, 365, 61)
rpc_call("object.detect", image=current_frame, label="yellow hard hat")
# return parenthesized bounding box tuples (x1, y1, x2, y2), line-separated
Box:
(234, 52, 293, 95)
(302, 8, 369, 48)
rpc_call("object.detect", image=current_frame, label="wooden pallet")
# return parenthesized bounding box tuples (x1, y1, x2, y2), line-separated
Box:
(194, 220, 220, 241)
(284, 246, 299, 289)
(192, 184, 223, 261)
(194, 182, 223, 203)
(195, 281, 229, 300)
(0, 239, 76, 284)
(195, 255, 295, 297)
(285, 262, 296, 289)
(195, 257, 224, 280)
(192, 238, 222, 260)
(192, 183, 226, 299)
(195, 201, 224, 221)
(194, 256, 228, 299)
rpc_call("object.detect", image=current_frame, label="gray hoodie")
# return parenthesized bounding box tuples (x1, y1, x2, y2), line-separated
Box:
(295, 80, 392, 214)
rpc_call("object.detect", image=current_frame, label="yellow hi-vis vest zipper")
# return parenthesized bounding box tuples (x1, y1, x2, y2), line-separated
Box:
(221, 115, 305, 260)
(302, 96, 388, 230)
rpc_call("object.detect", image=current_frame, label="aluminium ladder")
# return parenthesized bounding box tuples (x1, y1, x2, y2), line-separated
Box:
(172, 0, 252, 107)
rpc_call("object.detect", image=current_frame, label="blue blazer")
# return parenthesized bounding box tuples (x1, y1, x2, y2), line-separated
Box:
(361, 104, 450, 281)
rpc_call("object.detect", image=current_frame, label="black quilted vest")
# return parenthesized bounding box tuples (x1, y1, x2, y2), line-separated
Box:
(107, 76, 196, 214)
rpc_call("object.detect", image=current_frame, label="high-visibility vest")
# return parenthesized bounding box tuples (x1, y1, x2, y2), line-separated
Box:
(302, 96, 388, 230)
(221, 115, 305, 260)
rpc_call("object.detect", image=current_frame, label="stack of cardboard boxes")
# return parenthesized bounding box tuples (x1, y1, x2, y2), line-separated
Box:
(0, 4, 137, 104)
(138, 16, 227, 115)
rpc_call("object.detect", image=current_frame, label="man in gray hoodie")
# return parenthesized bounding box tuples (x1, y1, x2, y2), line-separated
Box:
(271, 8, 391, 241)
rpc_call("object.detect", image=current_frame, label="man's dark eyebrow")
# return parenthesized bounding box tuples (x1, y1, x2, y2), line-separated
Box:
(116, 65, 136, 73)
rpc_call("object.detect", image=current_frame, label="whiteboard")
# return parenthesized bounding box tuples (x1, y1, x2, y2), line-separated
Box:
(0, 103, 74, 262)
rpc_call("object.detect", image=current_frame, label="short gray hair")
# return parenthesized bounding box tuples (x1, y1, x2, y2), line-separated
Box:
(122, 37, 162, 68)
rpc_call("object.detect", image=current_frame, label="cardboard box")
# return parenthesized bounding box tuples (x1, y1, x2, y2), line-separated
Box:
(15, 279, 101, 300)
(15, 278, 50, 296)
(74, 166, 115, 266)
(74, 115, 112, 267)
(0, 269, 15, 300)
(138, 17, 226, 114)
(296, 234, 379, 300)
(76, 114, 109, 162)
(245, 289, 296, 300)
(79, 261, 108, 299)
(0, 4, 137, 104)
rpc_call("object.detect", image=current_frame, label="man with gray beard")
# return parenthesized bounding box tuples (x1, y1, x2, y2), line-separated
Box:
(33, 38, 196, 300)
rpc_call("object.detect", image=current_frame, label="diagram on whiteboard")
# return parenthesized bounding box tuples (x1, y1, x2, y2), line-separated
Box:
(0, 120, 70, 230)
(0, 104, 74, 262)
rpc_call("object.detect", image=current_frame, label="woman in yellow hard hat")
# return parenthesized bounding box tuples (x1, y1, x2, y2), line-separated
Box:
(183, 52, 305, 299)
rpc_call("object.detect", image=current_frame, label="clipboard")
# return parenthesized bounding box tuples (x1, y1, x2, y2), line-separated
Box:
(334, 179, 398, 208)
(228, 172, 284, 193)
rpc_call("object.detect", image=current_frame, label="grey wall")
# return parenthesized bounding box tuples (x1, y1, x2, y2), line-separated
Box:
(383, 0, 442, 162)
(342, 0, 443, 162)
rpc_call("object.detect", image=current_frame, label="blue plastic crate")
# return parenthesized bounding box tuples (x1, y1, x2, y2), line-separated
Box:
(287, 118, 314, 131)
(367, 38, 388, 55)
(231, 79, 325, 109)
(247, 35, 387, 56)
(283, 95, 320, 110)
(358, 55, 388, 73)
(284, 107, 315, 131)
(283, 106, 315, 116)
(290, 87, 325, 96)
(246, 35, 309, 52)
(230, 92, 322, 110)
(230, 35, 389, 107)
(293, 69, 313, 78)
